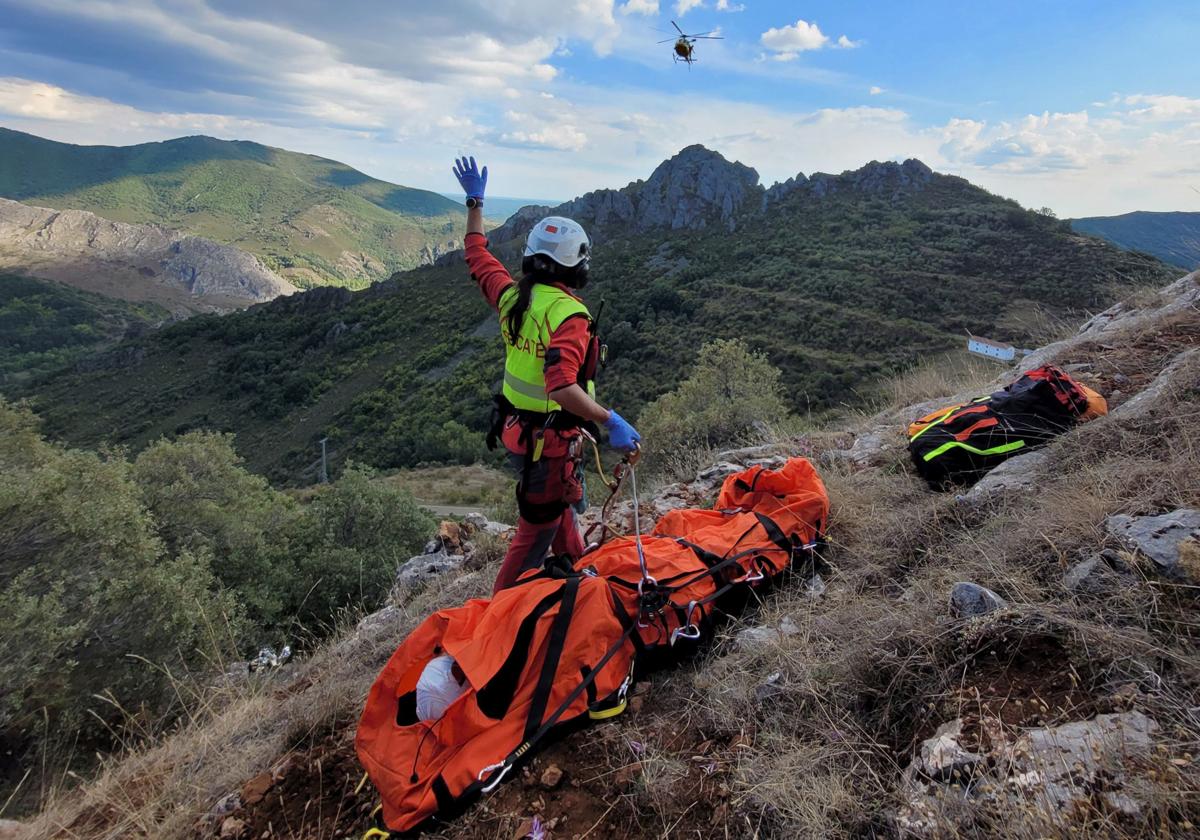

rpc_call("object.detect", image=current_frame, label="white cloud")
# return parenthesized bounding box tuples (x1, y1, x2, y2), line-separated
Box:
(760, 19, 860, 60)
(869, 86, 885, 95)
(761, 19, 829, 56)
(498, 125, 588, 151)
(1123, 94, 1200, 120)
(0, 77, 271, 135)
(715, 0, 745, 11)
(675, 0, 705, 16)
(620, 0, 659, 14)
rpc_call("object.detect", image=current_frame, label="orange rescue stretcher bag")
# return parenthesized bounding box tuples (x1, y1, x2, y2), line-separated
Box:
(355, 458, 829, 835)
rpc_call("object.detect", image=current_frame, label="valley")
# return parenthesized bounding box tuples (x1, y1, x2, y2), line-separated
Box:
(14, 147, 1177, 484)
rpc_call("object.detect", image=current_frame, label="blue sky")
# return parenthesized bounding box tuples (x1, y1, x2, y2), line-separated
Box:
(1, 0, 1198, 215)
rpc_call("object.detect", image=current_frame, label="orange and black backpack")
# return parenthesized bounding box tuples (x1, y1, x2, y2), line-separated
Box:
(907, 365, 1106, 488)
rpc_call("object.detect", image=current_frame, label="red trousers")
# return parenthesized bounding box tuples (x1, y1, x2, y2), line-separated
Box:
(493, 452, 585, 593)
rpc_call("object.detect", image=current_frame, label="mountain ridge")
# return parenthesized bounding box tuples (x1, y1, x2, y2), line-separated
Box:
(456, 147, 938, 261)
(1071, 210, 1200, 270)
(0, 127, 464, 288)
(0, 196, 296, 314)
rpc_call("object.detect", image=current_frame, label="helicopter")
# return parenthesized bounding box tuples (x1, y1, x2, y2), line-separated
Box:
(658, 20, 723, 66)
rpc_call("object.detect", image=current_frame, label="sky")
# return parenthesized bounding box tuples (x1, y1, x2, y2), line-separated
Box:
(1, 0, 1198, 216)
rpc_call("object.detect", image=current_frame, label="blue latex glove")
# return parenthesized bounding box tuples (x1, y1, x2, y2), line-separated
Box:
(452, 156, 488, 200)
(604, 410, 641, 453)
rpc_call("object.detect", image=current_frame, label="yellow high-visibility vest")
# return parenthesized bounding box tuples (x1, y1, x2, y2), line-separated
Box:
(498, 283, 593, 413)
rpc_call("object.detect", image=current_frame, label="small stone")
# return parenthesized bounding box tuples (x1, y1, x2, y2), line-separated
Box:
(210, 792, 242, 818)
(613, 762, 642, 787)
(0, 820, 25, 840)
(949, 582, 1008, 618)
(240, 771, 273, 805)
(540, 764, 564, 789)
(754, 671, 785, 703)
(917, 719, 984, 780)
(1064, 549, 1135, 594)
(219, 817, 247, 839)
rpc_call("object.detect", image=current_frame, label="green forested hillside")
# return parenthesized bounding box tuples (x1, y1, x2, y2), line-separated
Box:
(0, 128, 463, 288)
(17, 155, 1178, 482)
(1071, 210, 1200, 269)
(0, 273, 167, 385)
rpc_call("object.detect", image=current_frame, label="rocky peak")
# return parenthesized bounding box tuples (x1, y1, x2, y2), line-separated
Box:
(637, 145, 761, 232)
(766, 157, 935, 206)
(486, 145, 763, 252)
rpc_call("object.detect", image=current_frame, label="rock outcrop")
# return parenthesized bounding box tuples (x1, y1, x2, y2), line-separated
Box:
(480, 148, 940, 259)
(0, 197, 296, 314)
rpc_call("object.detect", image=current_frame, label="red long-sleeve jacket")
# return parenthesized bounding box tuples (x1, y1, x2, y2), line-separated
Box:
(464, 231, 589, 393)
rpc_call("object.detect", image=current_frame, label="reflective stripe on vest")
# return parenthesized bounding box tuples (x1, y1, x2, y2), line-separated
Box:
(498, 284, 592, 413)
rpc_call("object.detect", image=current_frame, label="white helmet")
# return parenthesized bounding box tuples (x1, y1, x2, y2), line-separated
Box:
(524, 216, 591, 269)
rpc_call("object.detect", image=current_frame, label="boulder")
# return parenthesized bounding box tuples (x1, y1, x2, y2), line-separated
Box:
(949, 582, 1008, 618)
(895, 711, 1161, 837)
(1105, 508, 1200, 579)
(464, 512, 511, 536)
(746, 456, 787, 470)
(961, 449, 1052, 502)
(394, 550, 465, 591)
(1002, 711, 1158, 811)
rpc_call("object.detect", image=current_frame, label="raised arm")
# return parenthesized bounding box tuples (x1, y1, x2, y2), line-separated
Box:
(453, 156, 512, 309)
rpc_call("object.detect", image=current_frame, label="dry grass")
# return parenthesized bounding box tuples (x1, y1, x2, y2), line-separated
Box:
(20, 291, 1200, 839)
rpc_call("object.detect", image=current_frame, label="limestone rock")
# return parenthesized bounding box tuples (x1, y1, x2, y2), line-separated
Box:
(394, 550, 465, 591)
(1110, 348, 1200, 420)
(713, 443, 789, 463)
(1063, 549, 1135, 594)
(464, 512, 512, 536)
(949, 582, 1008, 618)
(1105, 508, 1200, 579)
(696, 462, 747, 484)
(735, 616, 800, 651)
(753, 671, 785, 704)
(1002, 711, 1158, 810)
(823, 427, 899, 469)
(916, 719, 984, 780)
(961, 449, 1052, 501)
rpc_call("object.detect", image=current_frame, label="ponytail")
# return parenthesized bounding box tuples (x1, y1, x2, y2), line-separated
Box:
(505, 273, 536, 345)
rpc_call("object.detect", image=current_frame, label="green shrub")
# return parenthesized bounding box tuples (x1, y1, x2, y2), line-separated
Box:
(638, 338, 792, 464)
(286, 465, 435, 627)
(0, 401, 243, 748)
(0, 401, 437, 759)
